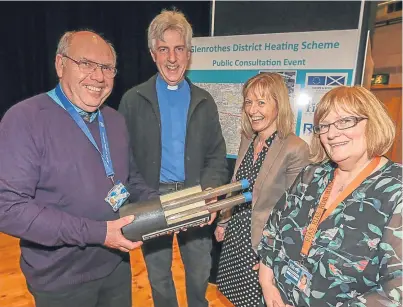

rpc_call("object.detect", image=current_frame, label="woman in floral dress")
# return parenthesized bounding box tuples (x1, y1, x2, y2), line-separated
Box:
(258, 86, 402, 307)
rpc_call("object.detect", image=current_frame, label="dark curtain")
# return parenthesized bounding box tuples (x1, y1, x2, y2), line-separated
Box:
(0, 1, 211, 118)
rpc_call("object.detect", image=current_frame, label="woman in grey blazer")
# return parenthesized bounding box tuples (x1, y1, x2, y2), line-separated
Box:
(215, 72, 310, 307)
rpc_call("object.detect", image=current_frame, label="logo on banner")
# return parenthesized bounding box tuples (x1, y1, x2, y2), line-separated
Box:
(307, 75, 346, 86)
(326, 76, 346, 86)
(303, 123, 313, 135)
(306, 102, 317, 113)
(307, 76, 326, 85)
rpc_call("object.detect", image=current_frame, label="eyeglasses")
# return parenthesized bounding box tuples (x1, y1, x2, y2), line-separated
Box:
(62, 54, 117, 78)
(313, 116, 368, 135)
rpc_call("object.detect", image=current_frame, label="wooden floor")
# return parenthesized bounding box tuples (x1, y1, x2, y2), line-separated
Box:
(0, 233, 233, 307)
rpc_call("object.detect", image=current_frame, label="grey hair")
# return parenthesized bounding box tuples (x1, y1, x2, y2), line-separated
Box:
(147, 9, 193, 51)
(56, 29, 117, 65)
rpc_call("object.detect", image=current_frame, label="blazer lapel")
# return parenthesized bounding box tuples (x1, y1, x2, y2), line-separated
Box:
(252, 137, 285, 207)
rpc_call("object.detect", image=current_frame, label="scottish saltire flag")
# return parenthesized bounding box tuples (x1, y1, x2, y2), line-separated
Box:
(307, 75, 346, 86)
(326, 76, 346, 86)
(307, 76, 326, 85)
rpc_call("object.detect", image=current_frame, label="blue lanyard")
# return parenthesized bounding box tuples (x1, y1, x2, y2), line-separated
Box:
(55, 84, 115, 182)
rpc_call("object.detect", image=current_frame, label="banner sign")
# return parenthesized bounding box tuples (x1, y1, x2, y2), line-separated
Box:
(187, 29, 360, 157)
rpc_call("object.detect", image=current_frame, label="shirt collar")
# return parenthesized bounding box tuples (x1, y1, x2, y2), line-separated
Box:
(253, 131, 278, 147)
(47, 84, 98, 123)
(156, 73, 186, 91)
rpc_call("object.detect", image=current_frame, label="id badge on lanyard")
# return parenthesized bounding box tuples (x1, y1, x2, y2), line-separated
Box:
(55, 84, 130, 211)
(285, 259, 312, 297)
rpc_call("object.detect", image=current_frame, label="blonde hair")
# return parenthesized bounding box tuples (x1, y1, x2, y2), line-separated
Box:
(310, 86, 396, 162)
(148, 9, 193, 51)
(241, 72, 295, 139)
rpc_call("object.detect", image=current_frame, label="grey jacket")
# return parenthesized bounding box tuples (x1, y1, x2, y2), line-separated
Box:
(219, 133, 310, 251)
(118, 74, 229, 190)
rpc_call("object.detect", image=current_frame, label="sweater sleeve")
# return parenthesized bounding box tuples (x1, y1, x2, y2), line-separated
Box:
(340, 198, 402, 307)
(0, 104, 106, 247)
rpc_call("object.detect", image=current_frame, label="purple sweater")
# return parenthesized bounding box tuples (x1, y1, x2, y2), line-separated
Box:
(0, 93, 156, 291)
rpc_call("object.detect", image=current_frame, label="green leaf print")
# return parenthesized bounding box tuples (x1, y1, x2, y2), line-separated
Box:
(289, 209, 299, 218)
(339, 228, 344, 238)
(329, 279, 343, 288)
(384, 183, 401, 193)
(336, 293, 352, 298)
(343, 214, 356, 221)
(393, 200, 402, 213)
(389, 190, 402, 205)
(333, 214, 340, 225)
(393, 230, 403, 239)
(311, 290, 326, 299)
(375, 178, 393, 190)
(319, 261, 326, 278)
(328, 237, 342, 250)
(380, 242, 395, 252)
(305, 195, 314, 201)
(308, 247, 317, 257)
(281, 224, 292, 232)
(363, 276, 377, 286)
(283, 237, 295, 244)
(368, 223, 383, 236)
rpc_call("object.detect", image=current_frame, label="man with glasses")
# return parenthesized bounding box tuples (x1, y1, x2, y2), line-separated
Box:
(0, 30, 157, 307)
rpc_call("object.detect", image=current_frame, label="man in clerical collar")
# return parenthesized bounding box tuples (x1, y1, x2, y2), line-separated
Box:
(118, 9, 229, 307)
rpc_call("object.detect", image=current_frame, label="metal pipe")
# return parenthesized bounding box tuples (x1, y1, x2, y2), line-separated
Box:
(207, 191, 252, 212)
(166, 192, 252, 223)
(162, 179, 249, 210)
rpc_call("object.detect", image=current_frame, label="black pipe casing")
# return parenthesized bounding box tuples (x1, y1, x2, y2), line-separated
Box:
(120, 198, 168, 242)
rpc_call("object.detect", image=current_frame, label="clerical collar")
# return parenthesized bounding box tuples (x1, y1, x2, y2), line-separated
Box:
(167, 84, 178, 90)
(157, 73, 185, 91)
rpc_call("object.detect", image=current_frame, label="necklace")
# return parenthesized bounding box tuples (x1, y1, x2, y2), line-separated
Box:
(253, 138, 265, 160)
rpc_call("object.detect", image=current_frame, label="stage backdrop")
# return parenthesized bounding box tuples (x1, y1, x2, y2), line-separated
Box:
(187, 29, 360, 157)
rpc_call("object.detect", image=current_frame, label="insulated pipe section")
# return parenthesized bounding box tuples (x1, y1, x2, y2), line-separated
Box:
(120, 180, 251, 242)
(166, 192, 252, 223)
(120, 198, 166, 242)
(162, 179, 250, 211)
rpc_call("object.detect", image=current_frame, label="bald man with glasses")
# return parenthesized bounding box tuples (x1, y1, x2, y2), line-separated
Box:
(0, 30, 158, 307)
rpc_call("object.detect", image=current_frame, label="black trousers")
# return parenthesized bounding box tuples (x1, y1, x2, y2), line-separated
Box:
(140, 183, 213, 307)
(28, 260, 131, 307)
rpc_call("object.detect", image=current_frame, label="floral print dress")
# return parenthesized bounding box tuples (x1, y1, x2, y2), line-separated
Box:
(258, 159, 402, 307)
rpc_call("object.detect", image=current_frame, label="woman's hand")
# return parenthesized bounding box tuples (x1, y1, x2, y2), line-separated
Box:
(214, 225, 225, 242)
(259, 262, 288, 307)
(262, 283, 287, 307)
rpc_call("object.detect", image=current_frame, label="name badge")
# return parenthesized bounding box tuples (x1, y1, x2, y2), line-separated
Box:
(105, 180, 130, 212)
(285, 260, 312, 297)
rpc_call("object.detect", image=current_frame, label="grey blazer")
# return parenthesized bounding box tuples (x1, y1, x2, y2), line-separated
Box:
(219, 133, 310, 251)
